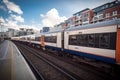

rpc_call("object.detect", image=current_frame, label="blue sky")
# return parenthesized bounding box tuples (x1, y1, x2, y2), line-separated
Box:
(0, 0, 115, 31)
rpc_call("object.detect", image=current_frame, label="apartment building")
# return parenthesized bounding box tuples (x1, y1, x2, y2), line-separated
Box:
(72, 0, 120, 27)
(92, 0, 120, 23)
(51, 0, 120, 31)
(73, 8, 90, 26)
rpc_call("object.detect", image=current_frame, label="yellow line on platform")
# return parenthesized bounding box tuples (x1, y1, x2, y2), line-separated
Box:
(11, 44, 14, 80)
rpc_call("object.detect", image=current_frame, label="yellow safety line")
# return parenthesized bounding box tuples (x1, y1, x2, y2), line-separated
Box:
(11, 44, 14, 80)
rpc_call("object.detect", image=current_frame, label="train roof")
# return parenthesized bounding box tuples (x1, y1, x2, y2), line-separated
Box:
(35, 33, 42, 37)
(65, 19, 120, 31)
(42, 29, 64, 34)
(34, 29, 64, 37)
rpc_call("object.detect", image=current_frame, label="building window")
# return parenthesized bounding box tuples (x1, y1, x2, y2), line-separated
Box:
(112, 11, 117, 16)
(112, 17, 117, 20)
(83, 18, 88, 22)
(99, 15, 103, 20)
(105, 13, 110, 18)
(105, 5, 108, 8)
(84, 13, 88, 18)
(106, 19, 109, 21)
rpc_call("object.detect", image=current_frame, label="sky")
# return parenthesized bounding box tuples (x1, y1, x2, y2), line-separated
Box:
(0, 0, 115, 31)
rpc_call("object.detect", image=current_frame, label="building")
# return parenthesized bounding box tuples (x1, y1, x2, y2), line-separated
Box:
(26, 29, 34, 35)
(7, 28, 19, 37)
(0, 32, 7, 39)
(19, 28, 27, 36)
(71, 0, 120, 27)
(65, 16, 76, 27)
(92, 0, 120, 23)
(19, 28, 39, 36)
(42, 27, 50, 32)
(73, 8, 93, 26)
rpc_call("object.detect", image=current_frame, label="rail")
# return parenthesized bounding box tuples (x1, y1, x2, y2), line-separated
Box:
(19, 48, 44, 80)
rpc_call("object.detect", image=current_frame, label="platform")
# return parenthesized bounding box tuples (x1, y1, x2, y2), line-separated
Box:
(0, 40, 36, 80)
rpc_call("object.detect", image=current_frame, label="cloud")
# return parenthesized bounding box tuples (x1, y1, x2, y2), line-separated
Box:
(5, 20, 19, 30)
(0, 0, 24, 30)
(0, 5, 7, 11)
(0, 14, 24, 30)
(0, 15, 39, 31)
(3, 0, 23, 14)
(1, 0, 39, 32)
(10, 14, 24, 22)
(40, 8, 67, 27)
(0, 17, 5, 23)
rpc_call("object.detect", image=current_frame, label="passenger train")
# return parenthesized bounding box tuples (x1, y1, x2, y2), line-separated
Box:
(11, 19, 120, 65)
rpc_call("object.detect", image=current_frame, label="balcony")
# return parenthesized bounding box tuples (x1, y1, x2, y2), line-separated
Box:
(75, 21, 82, 26)
(92, 14, 103, 22)
(75, 16, 82, 21)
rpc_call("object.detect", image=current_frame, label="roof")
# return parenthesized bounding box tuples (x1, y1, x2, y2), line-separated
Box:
(92, 0, 120, 12)
(65, 19, 120, 31)
(42, 29, 64, 34)
(34, 29, 64, 37)
(73, 8, 90, 15)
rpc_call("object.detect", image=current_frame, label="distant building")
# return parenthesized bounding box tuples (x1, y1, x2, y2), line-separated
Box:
(42, 27, 50, 32)
(0, 32, 7, 38)
(19, 28, 39, 36)
(26, 29, 34, 35)
(19, 28, 27, 36)
(7, 28, 19, 37)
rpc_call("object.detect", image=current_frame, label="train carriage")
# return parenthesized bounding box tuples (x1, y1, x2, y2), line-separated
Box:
(31, 33, 42, 48)
(43, 29, 64, 51)
(64, 19, 120, 64)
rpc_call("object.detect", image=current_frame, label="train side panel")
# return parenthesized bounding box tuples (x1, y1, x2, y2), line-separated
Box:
(64, 25, 117, 63)
(44, 32, 62, 51)
(57, 32, 62, 48)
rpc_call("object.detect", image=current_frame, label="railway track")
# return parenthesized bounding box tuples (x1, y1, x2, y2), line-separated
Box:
(19, 48, 44, 80)
(16, 42, 80, 80)
(14, 41, 116, 80)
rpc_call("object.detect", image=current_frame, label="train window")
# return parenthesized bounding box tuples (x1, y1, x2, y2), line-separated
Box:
(35, 37, 41, 41)
(95, 34, 99, 48)
(44, 36, 57, 43)
(99, 33, 110, 49)
(27, 37, 30, 40)
(68, 32, 116, 50)
(110, 32, 116, 49)
(77, 34, 88, 46)
(88, 34, 95, 47)
(69, 35, 77, 45)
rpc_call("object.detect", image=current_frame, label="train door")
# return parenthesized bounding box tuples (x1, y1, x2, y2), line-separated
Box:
(61, 31, 64, 51)
(117, 28, 120, 64)
(41, 35, 45, 48)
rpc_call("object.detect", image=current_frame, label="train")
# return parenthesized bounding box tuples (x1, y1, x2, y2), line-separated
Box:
(11, 19, 120, 65)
